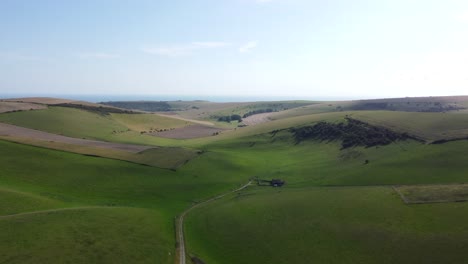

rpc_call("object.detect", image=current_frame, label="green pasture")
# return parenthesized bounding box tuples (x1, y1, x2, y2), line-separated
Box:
(186, 186, 468, 264)
(396, 184, 468, 203)
(0, 106, 126, 140)
(351, 111, 468, 141)
(2, 97, 468, 263)
(0, 207, 173, 264)
(0, 106, 184, 146)
(111, 112, 191, 132)
(0, 187, 67, 215)
(201, 129, 468, 187)
(0, 139, 254, 263)
(0, 135, 199, 169)
(167, 100, 316, 121)
(0, 140, 248, 213)
(270, 101, 354, 119)
(0, 104, 347, 149)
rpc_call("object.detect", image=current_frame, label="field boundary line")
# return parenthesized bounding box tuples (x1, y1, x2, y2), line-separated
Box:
(392, 186, 410, 204)
(392, 184, 468, 204)
(0, 206, 128, 220)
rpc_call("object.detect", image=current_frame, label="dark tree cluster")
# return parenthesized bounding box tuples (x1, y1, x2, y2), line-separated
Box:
(349, 101, 465, 112)
(431, 136, 468, 145)
(218, 114, 242, 123)
(100, 101, 172, 112)
(291, 118, 420, 149)
(54, 103, 135, 115)
(242, 108, 275, 118)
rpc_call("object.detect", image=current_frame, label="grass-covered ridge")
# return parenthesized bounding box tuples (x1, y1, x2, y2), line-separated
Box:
(0, 106, 127, 141)
(2, 95, 468, 263)
(0, 207, 173, 264)
(0, 138, 254, 263)
(186, 186, 468, 264)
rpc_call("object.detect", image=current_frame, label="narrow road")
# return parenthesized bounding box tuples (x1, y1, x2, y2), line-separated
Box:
(176, 181, 252, 264)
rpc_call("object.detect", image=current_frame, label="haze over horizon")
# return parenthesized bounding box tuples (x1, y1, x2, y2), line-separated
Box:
(1, 0, 468, 98)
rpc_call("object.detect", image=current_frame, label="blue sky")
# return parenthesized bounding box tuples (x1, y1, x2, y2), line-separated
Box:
(1, 0, 468, 99)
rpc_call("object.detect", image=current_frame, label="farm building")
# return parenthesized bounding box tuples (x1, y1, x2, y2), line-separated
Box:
(255, 178, 285, 187)
(271, 179, 285, 187)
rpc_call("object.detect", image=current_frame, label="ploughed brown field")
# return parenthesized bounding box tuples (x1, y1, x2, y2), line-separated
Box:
(241, 112, 274, 126)
(153, 124, 225, 139)
(0, 101, 47, 113)
(0, 122, 153, 153)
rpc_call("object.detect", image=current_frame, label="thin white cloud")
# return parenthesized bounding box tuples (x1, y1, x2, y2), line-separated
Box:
(455, 11, 468, 22)
(143, 41, 231, 57)
(192, 42, 231, 48)
(239, 41, 258, 53)
(142, 46, 191, 57)
(0, 52, 42, 61)
(76, 52, 120, 59)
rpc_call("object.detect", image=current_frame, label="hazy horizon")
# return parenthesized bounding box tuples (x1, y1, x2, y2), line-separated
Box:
(0, 93, 382, 103)
(2, 93, 468, 104)
(2, 1, 468, 98)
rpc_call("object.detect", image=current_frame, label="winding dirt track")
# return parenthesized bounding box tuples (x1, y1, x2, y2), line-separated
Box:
(176, 181, 252, 264)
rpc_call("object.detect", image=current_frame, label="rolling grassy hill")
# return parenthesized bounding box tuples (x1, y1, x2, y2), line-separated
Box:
(351, 111, 468, 141)
(111, 112, 192, 132)
(2, 96, 468, 263)
(0, 106, 206, 168)
(0, 207, 173, 264)
(0, 105, 210, 147)
(102, 100, 318, 121)
(0, 106, 127, 141)
(186, 186, 468, 264)
(180, 99, 468, 263)
(0, 138, 254, 263)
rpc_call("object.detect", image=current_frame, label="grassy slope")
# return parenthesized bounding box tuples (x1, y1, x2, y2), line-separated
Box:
(0, 104, 347, 149)
(0, 106, 126, 140)
(111, 112, 191, 132)
(0, 139, 251, 263)
(270, 107, 468, 142)
(184, 129, 468, 264)
(351, 111, 468, 141)
(396, 184, 468, 203)
(0, 207, 172, 264)
(7, 128, 468, 263)
(186, 186, 468, 264)
(202, 130, 468, 186)
(168, 100, 317, 120)
(0, 140, 248, 214)
(3, 98, 468, 263)
(0, 106, 182, 146)
(0, 135, 199, 169)
(0, 107, 204, 168)
(270, 101, 354, 119)
(0, 187, 67, 215)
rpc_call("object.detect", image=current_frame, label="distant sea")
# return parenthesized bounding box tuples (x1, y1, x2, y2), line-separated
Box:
(0, 94, 369, 103)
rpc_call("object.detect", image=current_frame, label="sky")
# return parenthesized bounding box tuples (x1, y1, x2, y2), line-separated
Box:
(1, 0, 468, 99)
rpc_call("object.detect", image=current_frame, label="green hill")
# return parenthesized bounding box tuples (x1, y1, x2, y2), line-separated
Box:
(2, 96, 468, 263)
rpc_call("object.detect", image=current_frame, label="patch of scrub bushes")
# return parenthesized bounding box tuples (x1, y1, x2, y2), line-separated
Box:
(217, 114, 243, 123)
(242, 108, 276, 118)
(100, 101, 173, 112)
(291, 118, 421, 149)
(55, 103, 135, 115)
